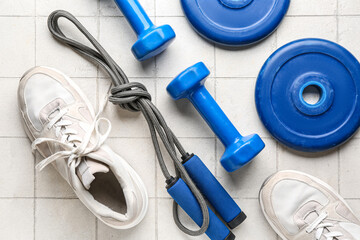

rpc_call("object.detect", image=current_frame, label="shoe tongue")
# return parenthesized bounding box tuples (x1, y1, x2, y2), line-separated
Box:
(77, 158, 110, 190)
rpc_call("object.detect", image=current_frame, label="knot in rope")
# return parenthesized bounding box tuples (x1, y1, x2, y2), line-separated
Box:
(109, 82, 152, 112)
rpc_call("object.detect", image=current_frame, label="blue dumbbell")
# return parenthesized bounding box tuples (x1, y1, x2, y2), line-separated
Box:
(113, 0, 176, 61)
(167, 62, 265, 172)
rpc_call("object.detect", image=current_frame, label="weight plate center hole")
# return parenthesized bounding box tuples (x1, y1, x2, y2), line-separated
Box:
(219, 0, 253, 9)
(302, 85, 322, 106)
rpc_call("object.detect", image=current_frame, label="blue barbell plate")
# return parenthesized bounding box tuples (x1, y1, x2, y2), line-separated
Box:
(181, 0, 290, 46)
(255, 38, 360, 152)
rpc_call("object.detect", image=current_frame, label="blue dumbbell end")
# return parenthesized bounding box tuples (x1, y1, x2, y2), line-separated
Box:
(167, 62, 210, 100)
(221, 134, 265, 172)
(132, 24, 176, 61)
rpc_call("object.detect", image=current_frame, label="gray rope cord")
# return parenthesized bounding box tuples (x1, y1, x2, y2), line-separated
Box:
(47, 10, 209, 236)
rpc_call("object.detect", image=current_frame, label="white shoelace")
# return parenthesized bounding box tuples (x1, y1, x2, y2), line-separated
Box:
(306, 212, 350, 240)
(33, 98, 111, 172)
(30, 90, 148, 229)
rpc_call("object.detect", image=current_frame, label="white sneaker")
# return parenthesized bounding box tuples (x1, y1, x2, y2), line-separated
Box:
(259, 170, 360, 240)
(18, 66, 148, 229)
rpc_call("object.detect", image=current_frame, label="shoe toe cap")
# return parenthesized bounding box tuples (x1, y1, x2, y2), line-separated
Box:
(19, 66, 75, 131)
(260, 171, 330, 235)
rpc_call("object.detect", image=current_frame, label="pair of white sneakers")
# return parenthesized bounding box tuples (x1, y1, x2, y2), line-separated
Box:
(18, 66, 148, 229)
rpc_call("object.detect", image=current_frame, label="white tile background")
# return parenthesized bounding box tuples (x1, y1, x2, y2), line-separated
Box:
(0, 0, 359, 239)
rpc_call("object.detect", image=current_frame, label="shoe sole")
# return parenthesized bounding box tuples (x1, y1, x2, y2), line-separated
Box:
(258, 170, 357, 240)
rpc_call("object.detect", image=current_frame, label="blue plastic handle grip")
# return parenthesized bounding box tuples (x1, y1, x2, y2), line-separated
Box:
(183, 155, 244, 226)
(167, 178, 232, 240)
(113, 0, 153, 35)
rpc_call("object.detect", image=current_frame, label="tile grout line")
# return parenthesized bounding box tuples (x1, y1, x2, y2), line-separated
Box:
(96, 0, 101, 106)
(214, 137, 218, 177)
(274, 29, 279, 172)
(154, 147, 159, 240)
(154, 2, 159, 240)
(1, 76, 262, 79)
(274, 28, 279, 171)
(154, 0, 158, 80)
(336, 0, 340, 43)
(95, 219, 98, 240)
(336, 0, 341, 195)
(276, 142, 279, 172)
(33, 158, 37, 240)
(213, 25, 217, 185)
(152, 196, 259, 200)
(0, 196, 191, 200)
(34, 1, 37, 239)
(338, 147, 341, 194)
(5, 197, 79, 199)
(3, 13, 360, 18)
(0, 136, 276, 140)
(214, 69, 218, 178)
(154, 58, 159, 240)
(214, 40, 217, 78)
(95, 1, 100, 239)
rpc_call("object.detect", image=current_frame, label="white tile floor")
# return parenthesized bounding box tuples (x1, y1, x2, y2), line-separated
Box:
(1, 0, 360, 239)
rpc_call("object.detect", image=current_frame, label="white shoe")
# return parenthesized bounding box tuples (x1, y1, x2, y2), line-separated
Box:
(259, 170, 360, 240)
(18, 66, 148, 229)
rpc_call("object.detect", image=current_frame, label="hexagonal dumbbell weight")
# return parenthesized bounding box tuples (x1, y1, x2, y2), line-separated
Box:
(113, 0, 176, 61)
(167, 62, 265, 172)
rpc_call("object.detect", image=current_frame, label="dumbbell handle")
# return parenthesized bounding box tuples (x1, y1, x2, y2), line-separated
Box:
(167, 178, 234, 240)
(113, 0, 153, 35)
(183, 154, 245, 228)
(189, 86, 242, 147)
